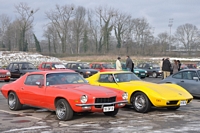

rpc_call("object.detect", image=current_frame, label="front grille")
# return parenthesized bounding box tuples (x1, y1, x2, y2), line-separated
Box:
(95, 96, 116, 108)
(166, 100, 178, 105)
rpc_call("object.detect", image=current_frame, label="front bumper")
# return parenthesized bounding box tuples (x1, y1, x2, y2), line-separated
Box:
(76, 100, 128, 111)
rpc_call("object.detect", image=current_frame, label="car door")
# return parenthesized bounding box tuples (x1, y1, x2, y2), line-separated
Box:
(19, 74, 46, 107)
(177, 71, 200, 96)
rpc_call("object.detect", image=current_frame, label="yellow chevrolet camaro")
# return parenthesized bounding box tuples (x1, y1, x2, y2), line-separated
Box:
(86, 71, 193, 113)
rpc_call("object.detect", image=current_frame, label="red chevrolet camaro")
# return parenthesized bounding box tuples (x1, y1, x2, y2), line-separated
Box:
(0, 71, 128, 121)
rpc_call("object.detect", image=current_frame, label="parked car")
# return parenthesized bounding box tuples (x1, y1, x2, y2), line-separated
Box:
(38, 62, 73, 72)
(65, 62, 99, 78)
(137, 63, 162, 78)
(185, 63, 197, 69)
(180, 64, 189, 70)
(90, 62, 116, 72)
(0, 71, 128, 121)
(159, 69, 200, 97)
(0, 67, 11, 82)
(113, 63, 147, 78)
(87, 71, 193, 113)
(6, 62, 38, 78)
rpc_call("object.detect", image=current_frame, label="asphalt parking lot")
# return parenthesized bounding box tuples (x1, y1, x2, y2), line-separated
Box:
(0, 77, 200, 133)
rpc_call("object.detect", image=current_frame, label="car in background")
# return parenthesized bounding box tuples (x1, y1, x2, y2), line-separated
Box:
(0, 67, 11, 82)
(180, 64, 189, 70)
(90, 62, 116, 72)
(185, 63, 197, 69)
(159, 69, 200, 97)
(65, 62, 99, 78)
(6, 62, 38, 78)
(113, 63, 147, 78)
(38, 62, 73, 72)
(87, 71, 193, 113)
(137, 63, 162, 78)
(1, 71, 128, 121)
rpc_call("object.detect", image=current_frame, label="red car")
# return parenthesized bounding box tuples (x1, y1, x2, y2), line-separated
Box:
(0, 71, 128, 121)
(38, 62, 73, 72)
(90, 62, 116, 72)
(0, 68, 11, 82)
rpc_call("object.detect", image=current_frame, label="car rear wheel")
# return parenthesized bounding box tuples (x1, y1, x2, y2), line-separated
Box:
(167, 106, 180, 110)
(152, 72, 157, 78)
(103, 108, 119, 116)
(132, 92, 151, 113)
(56, 99, 73, 121)
(8, 92, 22, 111)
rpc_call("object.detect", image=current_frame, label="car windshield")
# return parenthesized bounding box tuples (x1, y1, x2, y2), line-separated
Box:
(102, 64, 115, 69)
(114, 73, 140, 82)
(52, 63, 66, 69)
(78, 63, 90, 69)
(151, 64, 160, 69)
(46, 73, 88, 86)
(22, 63, 36, 69)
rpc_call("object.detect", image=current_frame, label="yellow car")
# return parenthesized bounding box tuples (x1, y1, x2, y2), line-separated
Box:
(86, 71, 193, 113)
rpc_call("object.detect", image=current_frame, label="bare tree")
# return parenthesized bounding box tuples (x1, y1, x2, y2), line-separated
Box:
(15, 2, 39, 51)
(45, 4, 75, 54)
(157, 32, 169, 55)
(175, 23, 200, 55)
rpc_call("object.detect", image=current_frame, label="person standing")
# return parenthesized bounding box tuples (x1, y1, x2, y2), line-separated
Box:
(116, 57, 122, 70)
(172, 60, 179, 74)
(160, 58, 165, 79)
(162, 58, 171, 79)
(177, 60, 181, 71)
(126, 56, 133, 71)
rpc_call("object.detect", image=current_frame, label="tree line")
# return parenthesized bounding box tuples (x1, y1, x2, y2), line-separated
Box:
(0, 2, 200, 57)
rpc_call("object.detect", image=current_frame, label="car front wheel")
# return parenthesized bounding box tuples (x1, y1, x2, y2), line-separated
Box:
(152, 72, 157, 78)
(56, 99, 73, 121)
(8, 92, 22, 111)
(103, 108, 119, 116)
(132, 92, 151, 113)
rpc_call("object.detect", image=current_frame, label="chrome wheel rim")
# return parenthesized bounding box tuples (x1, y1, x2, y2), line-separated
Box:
(56, 102, 66, 119)
(8, 93, 16, 109)
(153, 73, 157, 77)
(134, 95, 146, 110)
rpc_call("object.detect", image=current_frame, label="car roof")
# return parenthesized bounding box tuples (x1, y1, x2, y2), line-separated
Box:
(41, 62, 62, 64)
(27, 70, 77, 75)
(98, 71, 133, 74)
(180, 69, 199, 71)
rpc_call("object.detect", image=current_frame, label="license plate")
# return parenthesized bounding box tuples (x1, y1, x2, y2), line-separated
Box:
(103, 106, 114, 112)
(141, 73, 145, 75)
(180, 100, 187, 106)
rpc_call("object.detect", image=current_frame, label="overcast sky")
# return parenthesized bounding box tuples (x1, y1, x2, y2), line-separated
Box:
(1, 0, 200, 40)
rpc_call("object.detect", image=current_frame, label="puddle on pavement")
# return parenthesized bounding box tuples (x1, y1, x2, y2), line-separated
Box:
(10, 120, 31, 123)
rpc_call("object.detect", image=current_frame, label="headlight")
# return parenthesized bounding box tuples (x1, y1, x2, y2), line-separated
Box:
(6, 72, 11, 75)
(145, 71, 147, 73)
(134, 71, 139, 73)
(122, 92, 128, 100)
(80, 95, 88, 103)
(86, 71, 91, 74)
(158, 70, 162, 73)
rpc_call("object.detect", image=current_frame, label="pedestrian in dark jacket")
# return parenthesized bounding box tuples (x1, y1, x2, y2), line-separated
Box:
(126, 56, 133, 71)
(162, 58, 171, 79)
(177, 60, 181, 71)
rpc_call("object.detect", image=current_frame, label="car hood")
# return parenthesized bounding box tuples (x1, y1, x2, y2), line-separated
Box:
(82, 69, 98, 72)
(56, 84, 118, 97)
(120, 81, 190, 98)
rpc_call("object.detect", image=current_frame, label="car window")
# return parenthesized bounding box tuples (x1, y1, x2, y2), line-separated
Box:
(95, 64, 101, 69)
(46, 73, 87, 86)
(13, 64, 19, 70)
(99, 74, 114, 83)
(25, 74, 44, 86)
(137, 64, 143, 68)
(182, 71, 197, 80)
(45, 64, 51, 69)
(7, 64, 13, 70)
(114, 73, 140, 82)
(41, 64, 45, 68)
(65, 64, 71, 68)
(172, 72, 182, 79)
(102, 64, 114, 69)
(197, 70, 200, 77)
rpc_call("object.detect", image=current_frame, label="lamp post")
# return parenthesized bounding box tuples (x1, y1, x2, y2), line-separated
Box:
(168, 18, 173, 52)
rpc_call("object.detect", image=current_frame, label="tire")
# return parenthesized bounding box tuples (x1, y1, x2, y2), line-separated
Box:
(4, 79, 10, 82)
(167, 106, 180, 110)
(152, 72, 157, 78)
(103, 108, 119, 116)
(56, 99, 73, 121)
(8, 92, 22, 111)
(131, 92, 151, 113)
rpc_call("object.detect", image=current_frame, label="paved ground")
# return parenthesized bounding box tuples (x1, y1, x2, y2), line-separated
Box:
(0, 77, 199, 133)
